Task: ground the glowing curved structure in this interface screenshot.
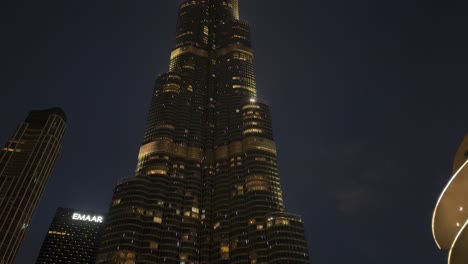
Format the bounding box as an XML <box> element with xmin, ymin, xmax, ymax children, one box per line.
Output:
<box><xmin>433</xmin><ymin>135</ymin><xmax>468</xmax><ymax>264</ymax></box>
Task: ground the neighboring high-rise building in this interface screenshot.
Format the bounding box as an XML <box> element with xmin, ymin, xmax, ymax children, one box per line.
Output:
<box><xmin>36</xmin><ymin>207</ymin><xmax>105</xmax><ymax>264</ymax></box>
<box><xmin>0</xmin><ymin>108</ymin><xmax>67</xmax><ymax>264</ymax></box>
<box><xmin>433</xmin><ymin>135</ymin><xmax>468</xmax><ymax>264</ymax></box>
<box><xmin>97</xmin><ymin>1</ymin><xmax>310</xmax><ymax>263</ymax></box>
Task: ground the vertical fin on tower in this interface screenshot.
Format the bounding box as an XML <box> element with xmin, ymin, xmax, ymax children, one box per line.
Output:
<box><xmin>232</xmin><ymin>0</ymin><xmax>240</xmax><ymax>20</ymax></box>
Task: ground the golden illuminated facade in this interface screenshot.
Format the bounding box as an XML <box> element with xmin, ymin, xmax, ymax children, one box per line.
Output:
<box><xmin>433</xmin><ymin>135</ymin><xmax>468</xmax><ymax>264</ymax></box>
<box><xmin>0</xmin><ymin>108</ymin><xmax>67</xmax><ymax>264</ymax></box>
<box><xmin>97</xmin><ymin>1</ymin><xmax>309</xmax><ymax>263</ymax></box>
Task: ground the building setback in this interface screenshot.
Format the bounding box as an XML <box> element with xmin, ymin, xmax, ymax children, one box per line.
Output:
<box><xmin>97</xmin><ymin>1</ymin><xmax>310</xmax><ymax>263</ymax></box>
<box><xmin>0</xmin><ymin>108</ymin><xmax>66</xmax><ymax>264</ymax></box>
<box><xmin>36</xmin><ymin>207</ymin><xmax>105</xmax><ymax>264</ymax></box>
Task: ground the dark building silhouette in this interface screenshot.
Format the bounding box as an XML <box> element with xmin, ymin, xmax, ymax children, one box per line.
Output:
<box><xmin>97</xmin><ymin>1</ymin><xmax>310</xmax><ymax>263</ymax></box>
<box><xmin>36</xmin><ymin>207</ymin><xmax>105</xmax><ymax>264</ymax></box>
<box><xmin>0</xmin><ymin>108</ymin><xmax>67</xmax><ymax>264</ymax></box>
<box><xmin>433</xmin><ymin>135</ymin><xmax>468</xmax><ymax>264</ymax></box>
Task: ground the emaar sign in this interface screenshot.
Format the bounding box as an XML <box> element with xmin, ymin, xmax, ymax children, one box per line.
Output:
<box><xmin>72</xmin><ymin>213</ymin><xmax>104</xmax><ymax>223</ymax></box>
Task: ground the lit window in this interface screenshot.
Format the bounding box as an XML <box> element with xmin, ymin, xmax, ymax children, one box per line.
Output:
<box><xmin>150</xmin><ymin>241</ymin><xmax>159</xmax><ymax>249</ymax></box>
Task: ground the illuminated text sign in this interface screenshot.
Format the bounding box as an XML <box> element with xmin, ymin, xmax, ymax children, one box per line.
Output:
<box><xmin>72</xmin><ymin>213</ymin><xmax>103</xmax><ymax>223</ymax></box>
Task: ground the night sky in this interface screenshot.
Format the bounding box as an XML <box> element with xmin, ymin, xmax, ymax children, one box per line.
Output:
<box><xmin>1</xmin><ymin>0</ymin><xmax>467</xmax><ymax>263</ymax></box>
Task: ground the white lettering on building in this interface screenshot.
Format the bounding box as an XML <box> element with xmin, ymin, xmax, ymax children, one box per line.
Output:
<box><xmin>72</xmin><ymin>213</ymin><xmax>104</xmax><ymax>223</ymax></box>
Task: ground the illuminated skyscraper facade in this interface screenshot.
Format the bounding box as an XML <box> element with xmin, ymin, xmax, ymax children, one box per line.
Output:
<box><xmin>433</xmin><ymin>135</ymin><xmax>468</xmax><ymax>264</ymax></box>
<box><xmin>0</xmin><ymin>108</ymin><xmax>67</xmax><ymax>264</ymax></box>
<box><xmin>97</xmin><ymin>1</ymin><xmax>309</xmax><ymax>263</ymax></box>
<box><xmin>36</xmin><ymin>207</ymin><xmax>105</xmax><ymax>264</ymax></box>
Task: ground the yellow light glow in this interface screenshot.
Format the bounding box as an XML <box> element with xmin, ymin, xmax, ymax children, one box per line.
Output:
<box><xmin>448</xmin><ymin>219</ymin><xmax>468</xmax><ymax>264</ymax></box>
<box><xmin>432</xmin><ymin>159</ymin><xmax>468</xmax><ymax>249</ymax></box>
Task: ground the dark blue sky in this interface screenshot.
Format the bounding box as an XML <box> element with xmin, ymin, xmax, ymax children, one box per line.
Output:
<box><xmin>1</xmin><ymin>0</ymin><xmax>467</xmax><ymax>263</ymax></box>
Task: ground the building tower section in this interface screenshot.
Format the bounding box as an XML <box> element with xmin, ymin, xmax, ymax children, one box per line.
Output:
<box><xmin>0</xmin><ymin>108</ymin><xmax>67</xmax><ymax>263</ymax></box>
<box><xmin>36</xmin><ymin>207</ymin><xmax>105</xmax><ymax>263</ymax></box>
<box><xmin>433</xmin><ymin>135</ymin><xmax>468</xmax><ymax>264</ymax></box>
<box><xmin>97</xmin><ymin>1</ymin><xmax>309</xmax><ymax>263</ymax></box>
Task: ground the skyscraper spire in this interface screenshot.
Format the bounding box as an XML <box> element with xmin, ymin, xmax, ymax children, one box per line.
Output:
<box><xmin>97</xmin><ymin>1</ymin><xmax>309</xmax><ymax>263</ymax></box>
